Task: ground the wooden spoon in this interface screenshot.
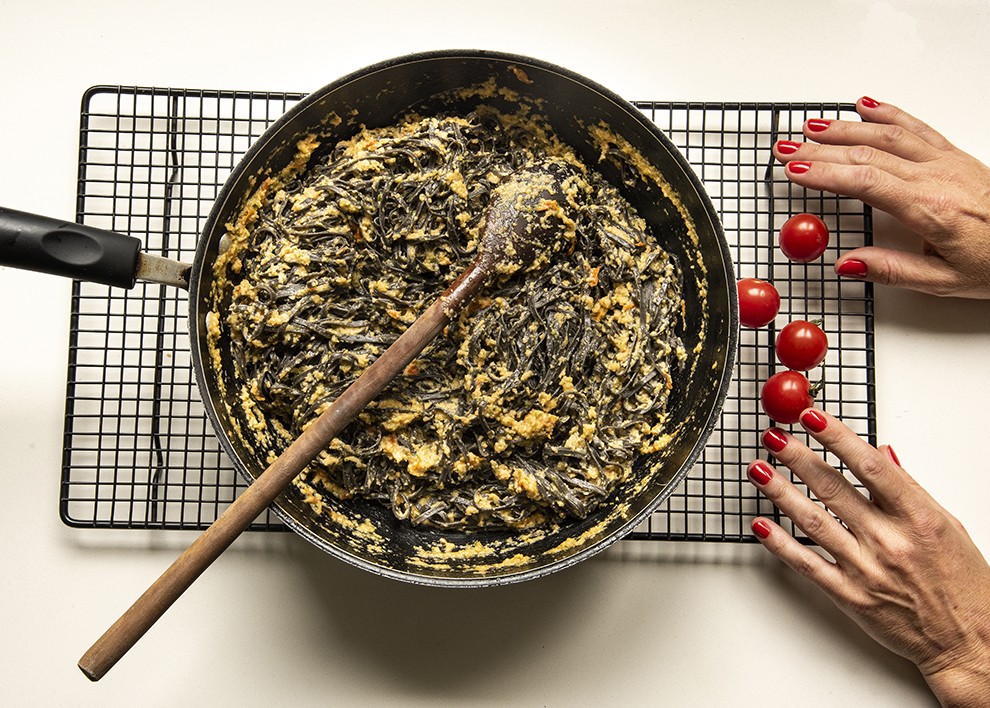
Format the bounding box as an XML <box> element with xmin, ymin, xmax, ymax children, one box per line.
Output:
<box><xmin>78</xmin><ymin>158</ymin><xmax>575</xmax><ymax>681</ymax></box>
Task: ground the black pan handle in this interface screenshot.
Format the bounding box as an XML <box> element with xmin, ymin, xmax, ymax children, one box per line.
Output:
<box><xmin>0</xmin><ymin>207</ymin><xmax>141</xmax><ymax>288</ymax></box>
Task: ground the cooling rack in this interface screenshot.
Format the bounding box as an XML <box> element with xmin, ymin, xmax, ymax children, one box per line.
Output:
<box><xmin>59</xmin><ymin>86</ymin><xmax>875</xmax><ymax>541</ymax></box>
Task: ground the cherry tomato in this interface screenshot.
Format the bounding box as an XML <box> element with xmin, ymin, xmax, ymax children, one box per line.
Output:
<box><xmin>760</xmin><ymin>370</ymin><xmax>814</xmax><ymax>424</ymax></box>
<box><xmin>737</xmin><ymin>278</ymin><xmax>780</xmax><ymax>328</ymax></box>
<box><xmin>775</xmin><ymin>320</ymin><xmax>829</xmax><ymax>371</ymax></box>
<box><xmin>779</xmin><ymin>213</ymin><xmax>829</xmax><ymax>262</ymax></box>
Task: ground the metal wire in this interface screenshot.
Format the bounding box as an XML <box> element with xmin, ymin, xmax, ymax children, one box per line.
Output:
<box><xmin>59</xmin><ymin>87</ymin><xmax>875</xmax><ymax>542</ymax></box>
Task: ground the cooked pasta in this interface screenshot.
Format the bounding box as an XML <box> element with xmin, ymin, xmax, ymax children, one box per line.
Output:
<box><xmin>215</xmin><ymin>105</ymin><xmax>686</xmax><ymax>531</ymax></box>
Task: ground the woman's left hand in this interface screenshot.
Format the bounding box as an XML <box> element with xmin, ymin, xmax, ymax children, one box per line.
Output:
<box><xmin>747</xmin><ymin>409</ymin><xmax>990</xmax><ymax>705</ymax></box>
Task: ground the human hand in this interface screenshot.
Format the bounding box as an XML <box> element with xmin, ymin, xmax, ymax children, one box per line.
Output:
<box><xmin>772</xmin><ymin>97</ymin><xmax>990</xmax><ymax>299</ymax></box>
<box><xmin>747</xmin><ymin>410</ymin><xmax>990</xmax><ymax>706</ymax></box>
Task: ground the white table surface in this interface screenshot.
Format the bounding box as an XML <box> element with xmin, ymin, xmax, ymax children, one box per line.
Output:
<box><xmin>3</xmin><ymin>1</ymin><xmax>988</xmax><ymax>705</ymax></box>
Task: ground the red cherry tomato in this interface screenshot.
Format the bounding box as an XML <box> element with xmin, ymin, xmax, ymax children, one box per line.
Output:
<box><xmin>775</xmin><ymin>320</ymin><xmax>829</xmax><ymax>371</ymax></box>
<box><xmin>779</xmin><ymin>213</ymin><xmax>829</xmax><ymax>262</ymax></box>
<box><xmin>737</xmin><ymin>278</ymin><xmax>780</xmax><ymax>328</ymax></box>
<box><xmin>760</xmin><ymin>370</ymin><xmax>814</xmax><ymax>424</ymax></box>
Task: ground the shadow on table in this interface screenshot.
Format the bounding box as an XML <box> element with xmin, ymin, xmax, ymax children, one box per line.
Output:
<box><xmin>282</xmin><ymin>535</ymin><xmax>929</xmax><ymax>701</ymax></box>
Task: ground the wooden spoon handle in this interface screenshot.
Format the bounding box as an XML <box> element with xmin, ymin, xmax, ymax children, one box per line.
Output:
<box><xmin>78</xmin><ymin>260</ymin><xmax>487</xmax><ymax>681</ymax></box>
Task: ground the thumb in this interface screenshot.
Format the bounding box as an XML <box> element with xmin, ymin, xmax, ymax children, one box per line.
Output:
<box><xmin>835</xmin><ymin>247</ymin><xmax>964</xmax><ymax>297</ymax></box>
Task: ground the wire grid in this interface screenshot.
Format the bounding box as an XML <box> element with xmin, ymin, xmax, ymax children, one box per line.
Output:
<box><xmin>624</xmin><ymin>102</ymin><xmax>874</xmax><ymax>541</ymax></box>
<box><xmin>59</xmin><ymin>87</ymin><xmax>875</xmax><ymax>542</ymax></box>
<box><xmin>61</xmin><ymin>87</ymin><xmax>300</xmax><ymax>530</ymax></box>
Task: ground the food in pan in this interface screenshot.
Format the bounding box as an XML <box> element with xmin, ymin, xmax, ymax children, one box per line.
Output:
<box><xmin>210</xmin><ymin>97</ymin><xmax>689</xmax><ymax>532</ymax></box>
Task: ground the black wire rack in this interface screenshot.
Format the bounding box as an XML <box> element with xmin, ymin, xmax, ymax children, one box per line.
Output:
<box><xmin>59</xmin><ymin>86</ymin><xmax>875</xmax><ymax>541</ymax></box>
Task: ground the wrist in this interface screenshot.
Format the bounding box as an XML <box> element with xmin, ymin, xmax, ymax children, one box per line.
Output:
<box><xmin>924</xmin><ymin>649</ymin><xmax>990</xmax><ymax>708</ymax></box>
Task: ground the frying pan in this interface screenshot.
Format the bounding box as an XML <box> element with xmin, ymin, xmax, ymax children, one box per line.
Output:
<box><xmin>0</xmin><ymin>50</ymin><xmax>737</xmax><ymax>586</ymax></box>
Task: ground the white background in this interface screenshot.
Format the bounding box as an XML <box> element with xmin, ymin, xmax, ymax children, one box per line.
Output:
<box><xmin>2</xmin><ymin>1</ymin><xmax>988</xmax><ymax>705</ymax></box>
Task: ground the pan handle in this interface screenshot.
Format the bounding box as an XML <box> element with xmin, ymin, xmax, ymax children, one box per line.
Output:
<box><xmin>0</xmin><ymin>206</ymin><xmax>141</xmax><ymax>288</ymax></box>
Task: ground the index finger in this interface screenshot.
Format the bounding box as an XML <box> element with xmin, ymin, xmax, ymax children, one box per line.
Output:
<box><xmin>798</xmin><ymin>407</ymin><xmax>918</xmax><ymax>513</ymax></box>
<box><xmin>782</xmin><ymin>159</ymin><xmax>932</xmax><ymax>233</ymax></box>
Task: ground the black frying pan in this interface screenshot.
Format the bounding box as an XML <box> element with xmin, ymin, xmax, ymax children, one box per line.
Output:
<box><xmin>0</xmin><ymin>50</ymin><xmax>737</xmax><ymax>587</ymax></box>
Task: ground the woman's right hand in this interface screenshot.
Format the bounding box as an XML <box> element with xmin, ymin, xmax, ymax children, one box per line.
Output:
<box><xmin>773</xmin><ymin>97</ymin><xmax>990</xmax><ymax>299</ymax></box>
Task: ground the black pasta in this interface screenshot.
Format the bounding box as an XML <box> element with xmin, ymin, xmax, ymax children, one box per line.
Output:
<box><xmin>220</xmin><ymin>108</ymin><xmax>686</xmax><ymax>532</ymax></box>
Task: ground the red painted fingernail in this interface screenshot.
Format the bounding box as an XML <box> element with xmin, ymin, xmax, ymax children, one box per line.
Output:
<box><xmin>800</xmin><ymin>409</ymin><xmax>828</xmax><ymax>433</ymax></box>
<box><xmin>807</xmin><ymin>118</ymin><xmax>831</xmax><ymax>133</ymax></box>
<box><xmin>836</xmin><ymin>259</ymin><xmax>868</xmax><ymax>278</ymax></box>
<box><xmin>860</xmin><ymin>96</ymin><xmax>880</xmax><ymax>109</ymax></box>
<box><xmin>762</xmin><ymin>428</ymin><xmax>788</xmax><ymax>454</ymax></box>
<box><xmin>753</xmin><ymin>519</ymin><xmax>772</xmax><ymax>539</ymax></box>
<box><xmin>748</xmin><ymin>460</ymin><xmax>774</xmax><ymax>486</ymax></box>
<box><xmin>775</xmin><ymin>140</ymin><xmax>801</xmax><ymax>155</ymax></box>
<box><xmin>787</xmin><ymin>161</ymin><xmax>811</xmax><ymax>175</ymax></box>
<box><xmin>886</xmin><ymin>445</ymin><xmax>902</xmax><ymax>467</ymax></box>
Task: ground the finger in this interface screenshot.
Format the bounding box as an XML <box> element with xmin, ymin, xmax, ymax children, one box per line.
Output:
<box><xmin>880</xmin><ymin>444</ymin><xmax>899</xmax><ymax>466</ymax></box>
<box><xmin>879</xmin><ymin>444</ymin><xmax>922</xmax><ymax>489</ymax></box>
<box><xmin>747</xmin><ymin>459</ymin><xmax>859</xmax><ymax>560</ymax></box>
<box><xmin>782</xmin><ymin>160</ymin><xmax>932</xmax><ymax>230</ymax></box>
<box><xmin>760</xmin><ymin>427</ymin><xmax>874</xmax><ymax>523</ymax></box>
<box><xmin>773</xmin><ymin>139</ymin><xmax>922</xmax><ymax>181</ymax></box>
<box><xmin>797</xmin><ymin>408</ymin><xmax>918</xmax><ymax>513</ymax></box>
<box><xmin>855</xmin><ymin>97</ymin><xmax>953</xmax><ymax>152</ymax></box>
<box><xmin>801</xmin><ymin>118</ymin><xmax>939</xmax><ymax>163</ymax></box>
<box><xmin>750</xmin><ymin>516</ymin><xmax>846</xmax><ymax>594</ymax></box>
<box><xmin>880</xmin><ymin>444</ymin><xmax>960</xmax><ymax>519</ymax></box>
<box><xmin>835</xmin><ymin>247</ymin><xmax>968</xmax><ymax>297</ymax></box>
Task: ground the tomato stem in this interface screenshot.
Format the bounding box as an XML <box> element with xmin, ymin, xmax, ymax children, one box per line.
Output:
<box><xmin>809</xmin><ymin>378</ymin><xmax>825</xmax><ymax>398</ymax></box>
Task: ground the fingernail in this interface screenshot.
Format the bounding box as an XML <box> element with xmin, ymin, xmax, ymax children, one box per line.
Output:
<box><xmin>860</xmin><ymin>96</ymin><xmax>881</xmax><ymax>109</ymax></box>
<box><xmin>775</xmin><ymin>140</ymin><xmax>801</xmax><ymax>155</ymax></box>
<box><xmin>753</xmin><ymin>519</ymin><xmax>772</xmax><ymax>539</ymax></box>
<box><xmin>800</xmin><ymin>409</ymin><xmax>828</xmax><ymax>433</ymax></box>
<box><xmin>886</xmin><ymin>445</ymin><xmax>902</xmax><ymax>467</ymax></box>
<box><xmin>762</xmin><ymin>428</ymin><xmax>788</xmax><ymax>454</ymax></box>
<box><xmin>748</xmin><ymin>460</ymin><xmax>774</xmax><ymax>486</ymax></box>
<box><xmin>787</xmin><ymin>161</ymin><xmax>811</xmax><ymax>175</ymax></box>
<box><xmin>807</xmin><ymin>118</ymin><xmax>831</xmax><ymax>133</ymax></box>
<box><xmin>836</xmin><ymin>259</ymin><xmax>868</xmax><ymax>278</ymax></box>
